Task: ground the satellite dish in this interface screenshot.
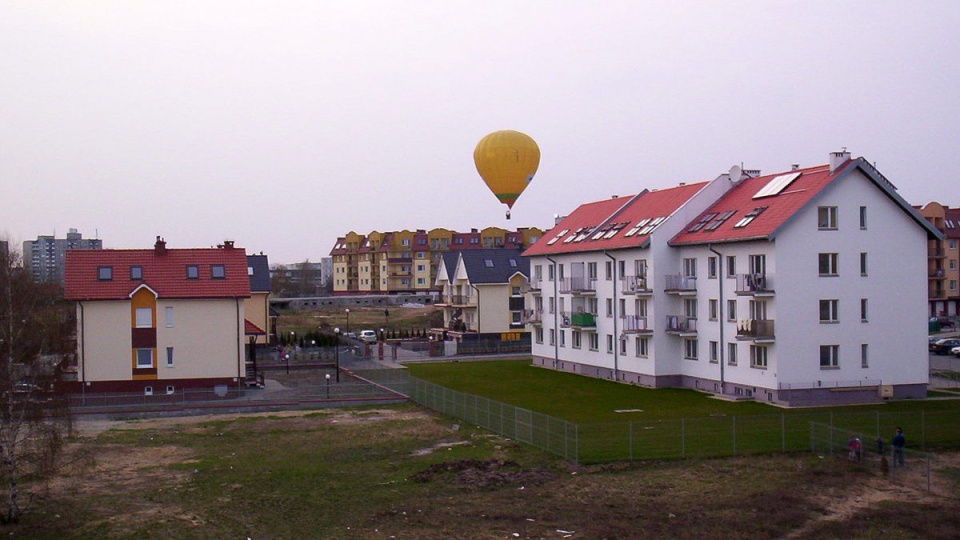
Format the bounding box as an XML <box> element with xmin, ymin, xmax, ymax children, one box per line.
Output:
<box><xmin>728</xmin><ymin>164</ymin><xmax>742</xmax><ymax>182</ymax></box>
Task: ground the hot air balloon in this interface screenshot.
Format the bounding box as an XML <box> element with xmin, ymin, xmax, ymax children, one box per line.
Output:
<box><xmin>473</xmin><ymin>130</ymin><xmax>540</xmax><ymax>219</ymax></box>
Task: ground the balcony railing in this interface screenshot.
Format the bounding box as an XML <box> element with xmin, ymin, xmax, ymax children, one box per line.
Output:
<box><xmin>620</xmin><ymin>275</ymin><xmax>651</xmax><ymax>295</ymax></box>
<box><xmin>560</xmin><ymin>311</ymin><xmax>597</xmax><ymax>328</ymax></box>
<box><xmin>735</xmin><ymin>319</ymin><xmax>776</xmax><ymax>341</ymax></box>
<box><xmin>664</xmin><ymin>274</ymin><xmax>697</xmax><ymax>293</ymax></box>
<box><xmin>438</xmin><ymin>295</ymin><xmax>473</xmax><ymax>305</ymax></box>
<box><xmin>621</xmin><ymin>315</ymin><xmax>652</xmax><ymax>334</ymax></box>
<box><xmin>928</xmin><ymin>248</ymin><xmax>945</xmax><ymax>258</ymax></box>
<box><xmin>929</xmin><ymin>269</ymin><xmax>946</xmax><ymax>279</ymax></box>
<box><xmin>735</xmin><ymin>273</ymin><xmax>775</xmax><ymax>296</ymax></box>
<box><xmin>527</xmin><ymin>277</ymin><xmax>543</xmax><ymax>290</ymax></box>
<box><xmin>559</xmin><ymin>277</ymin><xmax>597</xmax><ymax>294</ymax></box>
<box><xmin>665</xmin><ymin>315</ymin><xmax>697</xmax><ymax>334</ymax></box>
<box><xmin>521</xmin><ymin>309</ymin><xmax>543</xmax><ymax>324</ymax></box>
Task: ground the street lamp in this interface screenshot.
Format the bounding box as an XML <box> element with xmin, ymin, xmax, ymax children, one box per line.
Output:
<box><xmin>325</xmin><ymin>373</ymin><xmax>331</xmax><ymax>398</ymax></box>
<box><xmin>345</xmin><ymin>309</ymin><xmax>351</xmax><ymax>333</ymax></box>
<box><xmin>284</xmin><ymin>353</ymin><xmax>290</xmax><ymax>375</ymax></box>
<box><xmin>334</xmin><ymin>327</ymin><xmax>341</xmax><ymax>382</ymax></box>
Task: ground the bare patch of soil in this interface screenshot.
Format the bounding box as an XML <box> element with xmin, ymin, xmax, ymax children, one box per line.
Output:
<box><xmin>411</xmin><ymin>459</ymin><xmax>556</xmax><ymax>490</ymax></box>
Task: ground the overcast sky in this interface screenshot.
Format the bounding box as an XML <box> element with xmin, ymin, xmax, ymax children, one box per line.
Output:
<box><xmin>3</xmin><ymin>1</ymin><xmax>958</xmax><ymax>264</ymax></box>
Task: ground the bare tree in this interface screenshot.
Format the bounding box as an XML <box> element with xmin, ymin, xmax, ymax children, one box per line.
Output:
<box><xmin>0</xmin><ymin>247</ymin><xmax>72</xmax><ymax>523</ymax></box>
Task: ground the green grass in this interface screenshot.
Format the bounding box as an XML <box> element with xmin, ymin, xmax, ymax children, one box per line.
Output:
<box><xmin>405</xmin><ymin>360</ymin><xmax>960</xmax><ymax>461</ymax></box>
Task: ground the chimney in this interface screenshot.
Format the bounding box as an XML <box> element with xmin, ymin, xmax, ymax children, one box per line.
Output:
<box><xmin>829</xmin><ymin>148</ymin><xmax>851</xmax><ymax>173</ymax></box>
<box><xmin>222</xmin><ymin>240</ymin><xmax>235</xmax><ymax>249</ymax></box>
<box><xmin>791</xmin><ymin>164</ymin><xmax>800</xmax><ymax>171</ymax></box>
<box><xmin>154</xmin><ymin>236</ymin><xmax>167</xmax><ymax>255</ymax></box>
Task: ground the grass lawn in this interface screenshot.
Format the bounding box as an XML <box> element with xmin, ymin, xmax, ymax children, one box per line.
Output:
<box><xmin>405</xmin><ymin>359</ymin><xmax>960</xmax><ymax>459</ymax></box>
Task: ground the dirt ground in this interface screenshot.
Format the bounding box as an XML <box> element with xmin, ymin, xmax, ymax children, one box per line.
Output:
<box><xmin>43</xmin><ymin>411</ymin><xmax>960</xmax><ymax>538</ymax></box>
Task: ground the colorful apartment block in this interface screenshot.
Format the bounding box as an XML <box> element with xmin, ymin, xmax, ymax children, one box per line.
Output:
<box><xmin>916</xmin><ymin>202</ymin><xmax>960</xmax><ymax>317</ymax></box>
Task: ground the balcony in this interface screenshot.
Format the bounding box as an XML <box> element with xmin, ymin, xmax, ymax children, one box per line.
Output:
<box><xmin>735</xmin><ymin>319</ymin><xmax>776</xmax><ymax>342</ymax></box>
<box><xmin>930</xmin><ymin>288</ymin><xmax>947</xmax><ymax>300</ymax></box>
<box><xmin>526</xmin><ymin>277</ymin><xmax>543</xmax><ymax>293</ymax></box>
<box><xmin>560</xmin><ymin>310</ymin><xmax>597</xmax><ymax>328</ymax></box>
<box><xmin>929</xmin><ymin>269</ymin><xmax>946</xmax><ymax>279</ymax></box>
<box><xmin>735</xmin><ymin>273</ymin><xmax>775</xmax><ymax>296</ymax></box>
<box><xmin>621</xmin><ymin>275</ymin><xmax>652</xmax><ymax>295</ymax></box>
<box><xmin>665</xmin><ymin>315</ymin><xmax>697</xmax><ymax>336</ymax></box>
<box><xmin>621</xmin><ymin>315</ymin><xmax>653</xmax><ymax>334</ymax></box>
<box><xmin>664</xmin><ymin>274</ymin><xmax>697</xmax><ymax>295</ymax></box>
<box><xmin>559</xmin><ymin>277</ymin><xmax>597</xmax><ymax>295</ymax></box>
<box><xmin>928</xmin><ymin>248</ymin><xmax>945</xmax><ymax>258</ymax></box>
<box><xmin>522</xmin><ymin>309</ymin><xmax>543</xmax><ymax>325</ymax></box>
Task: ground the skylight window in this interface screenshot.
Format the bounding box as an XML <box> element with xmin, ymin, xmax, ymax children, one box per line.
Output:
<box><xmin>753</xmin><ymin>172</ymin><xmax>801</xmax><ymax>199</ymax></box>
<box><xmin>546</xmin><ymin>229</ymin><xmax>569</xmax><ymax>245</ymax></box>
<box><xmin>484</xmin><ymin>259</ymin><xmax>494</xmax><ymax>268</ymax></box>
<box><xmin>704</xmin><ymin>210</ymin><xmax>736</xmax><ymax>231</ymax></box>
<box><xmin>733</xmin><ymin>207</ymin><xmax>768</xmax><ymax>228</ymax></box>
<box><xmin>509</xmin><ymin>259</ymin><xmax>517</xmax><ymax>267</ymax></box>
<box><xmin>687</xmin><ymin>213</ymin><xmax>719</xmax><ymax>233</ymax></box>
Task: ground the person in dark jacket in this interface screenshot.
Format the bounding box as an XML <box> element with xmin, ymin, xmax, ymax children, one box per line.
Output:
<box><xmin>891</xmin><ymin>427</ymin><xmax>905</xmax><ymax>467</ymax></box>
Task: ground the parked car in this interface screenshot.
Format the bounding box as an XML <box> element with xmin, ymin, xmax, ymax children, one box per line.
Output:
<box><xmin>930</xmin><ymin>338</ymin><xmax>960</xmax><ymax>355</ymax></box>
<box><xmin>952</xmin><ymin>345</ymin><xmax>960</xmax><ymax>358</ymax></box>
<box><xmin>359</xmin><ymin>329</ymin><xmax>378</xmax><ymax>343</ymax></box>
<box><xmin>931</xmin><ymin>316</ymin><xmax>957</xmax><ymax>329</ymax></box>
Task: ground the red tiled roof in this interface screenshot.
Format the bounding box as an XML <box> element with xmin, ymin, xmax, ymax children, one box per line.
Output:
<box><xmin>669</xmin><ymin>162</ymin><xmax>852</xmax><ymax>245</ymax></box>
<box><xmin>244</xmin><ymin>319</ymin><xmax>266</xmax><ymax>335</ymax></box>
<box><xmin>64</xmin><ymin>247</ymin><xmax>251</xmax><ymax>301</ymax></box>
<box><xmin>523</xmin><ymin>182</ymin><xmax>708</xmax><ymax>256</ymax></box>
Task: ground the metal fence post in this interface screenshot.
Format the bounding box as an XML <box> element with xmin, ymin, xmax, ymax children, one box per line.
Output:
<box><xmin>732</xmin><ymin>416</ymin><xmax>737</xmax><ymax>456</ymax></box>
<box><xmin>781</xmin><ymin>414</ymin><xmax>786</xmax><ymax>452</ymax></box>
<box><xmin>629</xmin><ymin>421</ymin><xmax>633</xmax><ymax>461</ymax></box>
<box><xmin>921</xmin><ymin>410</ymin><xmax>926</xmax><ymax>450</ymax></box>
<box><xmin>681</xmin><ymin>418</ymin><xmax>686</xmax><ymax>458</ymax></box>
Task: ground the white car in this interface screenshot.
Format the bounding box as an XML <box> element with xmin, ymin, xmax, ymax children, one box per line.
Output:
<box><xmin>952</xmin><ymin>345</ymin><xmax>960</xmax><ymax>358</ymax></box>
<box><xmin>359</xmin><ymin>330</ymin><xmax>378</xmax><ymax>343</ymax></box>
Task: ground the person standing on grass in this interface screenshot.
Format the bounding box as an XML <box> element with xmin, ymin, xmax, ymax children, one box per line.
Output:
<box><xmin>891</xmin><ymin>427</ymin><xmax>905</xmax><ymax>467</ymax></box>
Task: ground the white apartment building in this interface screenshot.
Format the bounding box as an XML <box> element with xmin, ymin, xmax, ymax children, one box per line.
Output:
<box><xmin>524</xmin><ymin>151</ymin><xmax>940</xmax><ymax>406</ymax></box>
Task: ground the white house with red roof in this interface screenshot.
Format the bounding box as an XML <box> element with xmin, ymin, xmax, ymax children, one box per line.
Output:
<box><xmin>524</xmin><ymin>151</ymin><xmax>940</xmax><ymax>406</ymax></box>
<box><xmin>64</xmin><ymin>238</ymin><xmax>252</xmax><ymax>395</ymax></box>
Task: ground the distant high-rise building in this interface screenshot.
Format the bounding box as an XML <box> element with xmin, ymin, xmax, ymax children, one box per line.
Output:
<box><xmin>23</xmin><ymin>229</ymin><xmax>103</xmax><ymax>284</ymax></box>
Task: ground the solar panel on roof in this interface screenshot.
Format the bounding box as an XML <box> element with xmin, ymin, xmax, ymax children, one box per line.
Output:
<box><xmin>753</xmin><ymin>172</ymin><xmax>801</xmax><ymax>199</ymax></box>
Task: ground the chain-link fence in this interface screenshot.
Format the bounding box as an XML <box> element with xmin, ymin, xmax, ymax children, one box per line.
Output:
<box><xmin>809</xmin><ymin>421</ymin><xmax>945</xmax><ymax>494</ymax></box>
<box><xmin>357</xmin><ymin>368</ymin><xmax>960</xmax><ymax>464</ymax></box>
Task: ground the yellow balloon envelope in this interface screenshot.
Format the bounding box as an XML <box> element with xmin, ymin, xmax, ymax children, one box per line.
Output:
<box><xmin>473</xmin><ymin>130</ymin><xmax>540</xmax><ymax>215</ymax></box>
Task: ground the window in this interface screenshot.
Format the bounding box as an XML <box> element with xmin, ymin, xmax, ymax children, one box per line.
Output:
<box><xmin>534</xmin><ymin>265</ymin><xmax>542</xmax><ymax>280</ymax></box>
<box><xmin>708</xmin><ymin>257</ymin><xmax>718</xmax><ymax>279</ymax></box>
<box><xmin>951</xmin><ymin>239</ymin><xmax>958</xmax><ymax>250</ymax></box>
<box><xmin>166</xmin><ymin>385</ymin><xmax>175</xmax><ymax>395</ymax></box>
<box><xmin>136</xmin><ymin>348</ymin><xmax>153</xmax><ymax>368</ymax></box>
<box><xmin>130</xmin><ymin>266</ymin><xmax>143</xmax><ymax>280</ymax></box>
<box><xmin>535</xmin><ymin>328</ymin><xmax>543</xmax><ymax>344</ymax></box>
<box><xmin>484</xmin><ymin>259</ymin><xmax>494</xmax><ymax>268</ymax></box>
<box><xmin>750</xmin><ymin>345</ymin><xmax>768</xmax><ymax>368</ymax></box>
<box><xmin>818</xmin><ymin>253</ymin><xmax>838</xmax><ymax>276</ymax></box>
<box><xmin>748</xmin><ymin>254</ymin><xmax>766</xmax><ymax>275</ymax></box>
<box><xmin>726</xmin><ymin>255</ymin><xmax>736</xmax><ymax>278</ymax></box>
<box><xmin>165</xmin><ymin>307</ymin><xmax>174</xmax><ymax>328</ymax></box>
<box><xmin>186</xmin><ymin>265</ymin><xmax>199</xmax><ymax>279</ymax></box>
<box><xmin>951</xmin><ymin>280</ymin><xmax>958</xmax><ymax>291</ymax></box>
<box><xmin>636</xmin><ymin>337</ymin><xmax>649</xmax><ymax>357</ymax></box>
<box><xmin>860</xmin><ymin>298</ymin><xmax>868</xmax><ymax>322</ymax></box>
<box><xmin>619</xmin><ymin>336</ymin><xmax>627</xmax><ymax>355</ymax></box>
<box><xmin>97</xmin><ymin>266</ymin><xmax>113</xmax><ymax>281</ymax></box>
<box><xmin>606</xmin><ymin>334</ymin><xmax>614</xmax><ymax>353</ymax></box>
<box><xmin>709</xmin><ymin>341</ymin><xmax>719</xmax><ymax>363</ymax></box>
<box><xmin>417</xmin><ymin>265</ymin><xmax>425</xmax><ymax>272</ymax></box>
<box><xmin>820</xmin><ymin>345</ymin><xmax>839</xmax><ymax>368</ymax></box>
<box><xmin>559</xmin><ymin>330</ymin><xmax>566</xmax><ymax>347</ymax></box>
<box><xmin>684</xmin><ymin>339</ymin><xmax>698</xmax><ymax>360</ymax></box>
<box><xmin>144</xmin><ymin>386</ymin><xmax>153</xmax><ymax>396</ymax></box>
<box><xmin>606</xmin><ymin>298</ymin><xmax>614</xmax><ymax>318</ymax></box>
<box><xmin>417</xmin><ymin>278</ymin><xmax>425</xmax><ymax>285</ymax></box>
<box><xmin>135</xmin><ymin>307</ymin><xmax>153</xmax><ymax>328</ymax></box>
<box><xmin>861</xmin><ymin>344</ymin><xmax>869</xmax><ymax>368</ymax></box>
<box><xmin>587</xmin><ymin>262</ymin><xmax>597</xmax><ymax>279</ymax></box>
<box><xmin>211</xmin><ymin>265</ymin><xmax>226</xmax><ymax>279</ymax></box>
<box><xmin>166</xmin><ymin>347</ymin><xmax>174</xmax><ymax>367</ymax></box>
<box><xmin>549</xmin><ymin>329</ymin><xmax>556</xmax><ymax>346</ymax></box>
<box><xmin>512</xmin><ymin>286</ymin><xmax>521</xmax><ymax>296</ymax></box>
<box><xmin>684</xmin><ymin>298</ymin><xmax>697</xmax><ymax>318</ymax></box>
<box><xmin>548</xmin><ymin>297</ymin><xmax>555</xmax><ymax>314</ymax></box>
<box><xmin>248</xmin><ymin>266</ymin><xmax>254</xmax><ymax>276</ymax></box>
<box><xmin>635</xmin><ymin>298</ymin><xmax>648</xmax><ymax>317</ymax></box>
<box><xmin>727</xmin><ymin>342</ymin><xmax>738</xmax><ymax>365</ymax></box>
<box><xmin>572</xmin><ymin>331</ymin><xmax>582</xmax><ymax>349</ymax></box>
<box><xmin>860</xmin><ymin>253</ymin><xmax>867</xmax><ymax>276</ymax></box>
<box><xmin>511</xmin><ymin>311</ymin><xmax>521</xmax><ymax>324</ymax></box>
<box><xmin>819</xmin><ymin>300</ymin><xmax>839</xmax><ymax>323</ymax></box>
<box><xmin>727</xmin><ymin>299</ymin><xmax>737</xmax><ymax>321</ymax></box>
<box><xmin>709</xmin><ymin>299</ymin><xmax>719</xmax><ymax>321</ymax></box>
<box><xmin>683</xmin><ymin>258</ymin><xmax>697</xmax><ymax>278</ymax></box>
<box><xmin>548</xmin><ymin>265</ymin><xmax>555</xmax><ymax>281</ymax></box>
<box><xmin>859</xmin><ymin>206</ymin><xmax>867</xmax><ymax>229</ymax></box>
<box><xmin>818</xmin><ymin>206</ymin><xmax>838</xmax><ymax>230</ymax></box>
<box><xmin>604</xmin><ymin>261</ymin><xmax>612</xmax><ymax>280</ymax></box>
<box><xmin>589</xmin><ymin>333</ymin><xmax>599</xmax><ymax>351</ymax></box>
